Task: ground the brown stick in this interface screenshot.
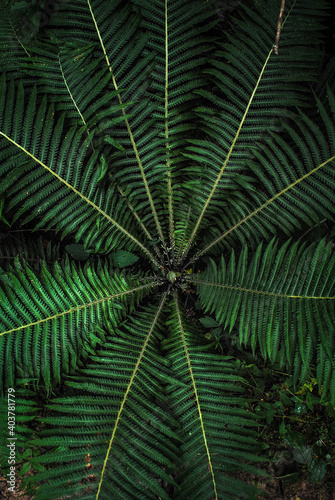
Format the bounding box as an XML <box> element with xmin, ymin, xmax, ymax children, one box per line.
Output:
<box><xmin>274</xmin><ymin>0</ymin><xmax>286</xmax><ymax>55</ymax></box>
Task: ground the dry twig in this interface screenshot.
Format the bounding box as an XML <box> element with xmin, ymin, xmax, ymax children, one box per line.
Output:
<box><xmin>274</xmin><ymin>0</ymin><xmax>285</xmax><ymax>54</ymax></box>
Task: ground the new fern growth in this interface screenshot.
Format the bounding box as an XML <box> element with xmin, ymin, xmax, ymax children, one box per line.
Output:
<box><xmin>0</xmin><ymin>0</ymin><xmax>334</xmax><ymax>498</ymax></box>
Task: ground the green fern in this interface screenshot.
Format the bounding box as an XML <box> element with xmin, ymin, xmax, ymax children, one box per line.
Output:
<box><xmin>0</xmin><ymin>0</ymin><xmax>334</xmax><ymax>498</ymax></box>
<box><xmin>196</xmin><ymin>238</ymin><xmax>335</xmax><ymax>399</ymax></box>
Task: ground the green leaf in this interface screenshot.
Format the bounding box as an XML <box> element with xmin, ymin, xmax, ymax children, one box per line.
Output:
<box><xmin>325</xmin><ymin>403</ymin><xmax>335</xmax><ymax>419</ymax></box>
<box><xmin>65</xmin><ymin>244</ymin><xmax>91</xmax><ymax>261</ymax></box>
<box><xmin>96</xmin><ymin>154</ymin><xmax>108</xmax><ymax>182</ymax></box>
<box><xmin>279</xmin><ymin>392</ymin><xmax>293</xmax><ymax>406</ymax></box>
<box><xmin>19</xmin><ymin>462</ymin><xmax>31</xmax><ymax>476</ymax></box>
<box><xmin>211</xmin><ymin>327</ymin><xmax>223</xmax><ymax>338</ymax></box>
<box><xmin>197</xmin><ymin>239</ymin><xmax>335</xmax><ymax>393</ymax></box>
<box><xmin>104</xmin><ymin>135</ymin><xmax>125</xmax><ymax>152</ymax></box>
<box><xmin>110</xmin><ymin>250</ymin><xmax>139</xmax><ymax>268</ymax></box>
<box><xmin>292</xmin><ymin>446</ymin><xmax>312</xmax><ymax>464</ymax></box>
<box><xmin>308</xmin><ymin>457</ymin><xmax>327</xmax><ymax>483</ymax></box>
<box><xmin>283</xmin><ymin>428</ymin><xmax>306</xmax><ymax>449</ymax></box>
<box><xmin>294</xmin><ymin>402</ymin><xmax>307</xmax><ymax>414</ymax></box>
<box><xmin>199</xmin><ymin>316</ymin><xmax>219</xmax><ymax>328</ymax></box>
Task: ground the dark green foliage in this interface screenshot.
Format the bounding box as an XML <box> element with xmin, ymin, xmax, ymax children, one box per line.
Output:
<box><xmin>0</xmin><ymin>0</ymin><xmax>334</xmax><ymax>498</ymax></box>
<box><xmin>197</xmin><ymin>239</ymin><xmax>335</xmax><ymax>400</ymax></box>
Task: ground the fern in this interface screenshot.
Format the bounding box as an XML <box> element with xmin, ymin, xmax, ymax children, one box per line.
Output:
<box><xmin>196</xmin><ymin>238</ymin><xmax>335</xmax><ymax>399</ymax></box>
<box><xmin>0</xmin><ymin>0</ymin><xmax>334</xmax><ymax>498</ymax></box>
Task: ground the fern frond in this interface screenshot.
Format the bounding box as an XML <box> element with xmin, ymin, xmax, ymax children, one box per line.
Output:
<box><xmin>85</xmin><ymin>0</ymin><xmax>168</xmax><ymax>248</ymax></box>
<box><xmin>25</xmin><ymin>300</ymin><xmax>182</xmax><ymax>500</ymax></box>
<box><xmin>0</xmin><ymin>232</ymin><xmax>60</xmax><ymax>269</ymax></box>
<box><xmin>196</xmin><ymin>239</ymin><xmax>335</xmax><ymax>396</ymax></box>
<box><xmin>19</xmin><ymin>40</ymin><xmax>161</xmax><ymax>248</ymax></box>
<box><xmin>162</xmin><ymin>294</ymin><xmax>265</xmax><ymax>499</ymax></box>
<box><xmin>0</xmin><ymin>259</ymin><xmax>155</xmax><ymax>390</ymax></box>
<box><xmin>130</xmin><ymin>0</ymin><xmax>219</xmax><ymax>250</ymax></box>
<box><xmin>0</xmin><ymin>76</ymin><xmax>160</xmax><ymax>265</ymax></box>
<box><xmin>187</xmin><ymin>91</ymin><xmax>335</xmax><ymax>266</ymax></box>
<box><xmin>0</xmin><ymin>3</ymin><xmax>32</xmax><ymax>78</ymax></box>
<box><xmin>21</xmin><ymin>42</ymin><xmax>125</xmax><ymax>130</ymax></box>
<box><xmin>180</xmin><ymin>0</ymin><xmax>329</xmax><ymax>261</ymax></box>
<box><xmin>44</xmin><ymin>0</ymin><xmax>222</xmax><ymax>253</ymax></box>
<box><xmin>317</xmin><ymin>344</ymin><xmax>335</xmax><ymax>404</ymax></box>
